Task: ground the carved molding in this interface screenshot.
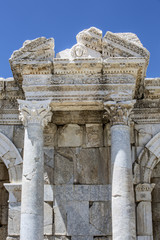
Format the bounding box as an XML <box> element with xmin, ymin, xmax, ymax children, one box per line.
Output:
<box><xmin>135</xmin><ymin>183</ymin><xmax>155</xmax><ymax>202</ymax></box>
<box><xmin>18</xmin><ymin>100</ymin><xmax>52</xmax><ymax>127</ymax></box>
<box><xmin>104</xmin><ymin>100</ymin><xmax>136</xmax><ymax>125</ymax></box>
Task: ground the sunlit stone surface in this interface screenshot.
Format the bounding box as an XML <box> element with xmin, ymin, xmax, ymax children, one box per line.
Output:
<box><xmin>0</xmin><ymin>27</ymin><xmax>159</xmax><ymax>240</ymax></box>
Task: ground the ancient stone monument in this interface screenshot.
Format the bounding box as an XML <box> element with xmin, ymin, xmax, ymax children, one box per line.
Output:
<box><xmin>0</xmin><ymin>27</ymin><xmax>160</xmax><ymax>240</ymax></box>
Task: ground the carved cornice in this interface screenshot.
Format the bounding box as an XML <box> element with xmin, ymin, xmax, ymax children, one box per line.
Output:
<box><xmin>18</xmin><ymin>100</ymin><xmax>52</xmax><ymax>127</ymax></box>
<box><xmin>104</xmin><ymin>100</ymin><xmax>135</xmax><ymax>125</ymax></box>
<box><xmin>9</xmin><ymin>29</ymin><xmax>148</xmax><ymax>103</ymax></box>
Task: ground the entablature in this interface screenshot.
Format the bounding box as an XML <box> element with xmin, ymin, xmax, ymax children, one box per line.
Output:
<box><xmin>9</xmin><ymin>27</ymin><xmax>149</xmax><ymax>104</ymax></box>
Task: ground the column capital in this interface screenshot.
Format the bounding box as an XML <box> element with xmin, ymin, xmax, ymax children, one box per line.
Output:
<box><xmin>18</xmin><ymin>100</ymin><xmax>52</xmax><ymax>127</ymax></box>
<box><xmin>135</xmin><ymin>183</ymin><xmax>155</xmax><ymax>202</ymax></box>
<box><xmin>104</xmin><ymin>100</ymin><xmax>136</xmax><ymax>126</ymax></box>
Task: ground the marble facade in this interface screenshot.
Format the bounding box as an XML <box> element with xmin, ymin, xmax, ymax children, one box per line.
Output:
<box><xmin>0</xmin><ymin>27</ymin><xmax>160</xmax><ymax>240</ymax></box>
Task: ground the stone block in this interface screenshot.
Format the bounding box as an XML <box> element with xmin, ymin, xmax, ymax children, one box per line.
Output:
<box><xmin>53</xmin><ymin>237</ymin><xmax>71</xmax><ymax>240</ymax></box>
<box><xmin>89</xmin><ymin>202</ymin><xmax>112</xmax><ymax>235</ymax></box>
<box><xmin>8</xmin><ymin>163</ymin><xmax>22</xmax><ymax>182</ymax></box>
<box><xmin>44</xmin><ymin>184</ymin><xmax>54</xmax><ymax>202</ymax></box>
<box><xmin>54</xmin><ymin>184</ymin><xmax>111</xmax><ymax>202</ymax></box>
<box><xmin>54</xmin><ymin>202</ymin><xmax>67</xmax><ymax>235</ymax></box>
<box><xmin>151</xmin><ymin>124</ymin><xmax>160</xmax><ymax>136</ymax></box>
<box><xmin>44</xmin><ymin>202</ymin><xmax>53</xmax><ymax>235</ymax></box>
<box><xmin>94</xmin><ymin>238</ymin><xmax>111</xmax><ymax>240</ymax></box>
<box><xmin>72</xmin><ymin>237</ymin><xmax>93</xmax><ymax>240</ymax></box>
<box><xmin>104</xmin><ymin>124</ymin><xmax>111</xmax><ymax>147</ymax></box>
<box><xmin>44</xmin><ymin>148</ymin><xmax>54</xmax><ymax>184</ymax></box>
<box><xmin>90</xmin><ymin>185</ymin><xmax>111</xmax><ymax>201</ymax></box>
<box><xmin>8</xmin><ymin>203</ymin><xmax>21</xmax><ymax>236</ymax></box>
<box><xmin>44</xmin><ymin>164</ymin><xmax>54</xmax><ymax>185</ymax></box>
<box><xmin>44</xmin><ymin>123</ymin><xmax>57</xmax><ymax>147</ymax></box>
<box><xmin>137</xmin><ymin>237</ymin><xmax>153</xmax><ymax>240</ymax></box>
<box><xmin>13</xmin><ymin>125</ymin><xmax>24</xmax><ymax>148</ymax></box>
<box><xmin>4</xmin><ymin>183</ymin><xmax>21</xmax><ymax>203</ymax></box>
<box><xmin>0</xmin><ymin>125</ymin><xmax>14</xmax><ymax>141</ymax></box>
<box><xmin>85</xmin><ymin>124</ymin><xmax>103</xmax><ymax>147</ymax></box>
<box><xmin>44</xmin><ymin>148</ymin><xmax>54</xmax><ymax>168</ymax></box>
<box><xmin>6</xmin><ymin>237</ymin><xmax>20</xmax><ymax>240</ymax></box>
<box><xmin>66</xmin><ymin>201</ymin><xmax>90</xmax><ymax>236</ymax></box>
<box><xmin>72</xmin><ymin>185</ymin><xmax>90</xmax><ymax>201</ymax></box>
<box><xmin>58</xmin><ymin>124</ymin><xmax>83</xmax><ymax>147</ymax></box>
<box><xmin>135</xmin><ymin>126</ymin><xmax>152</xmax><ymax>147</ymax></box>
<box><xmin>75</xmin><ymin>148</ymin><xmax>109</xmax><ymax>185</ymax></box>
<box><xmin>54</xmin><ymin>148</ymin><xmax>74</xmax><ymax>184</ymax></box>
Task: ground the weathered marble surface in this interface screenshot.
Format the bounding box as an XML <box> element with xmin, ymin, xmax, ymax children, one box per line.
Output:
<box><xmin>54</xmin><ymin>147</ymin><xmax>109</xmax><ymax>185</ymax></box>
<box><xmin>1</xmin><ymin>27</ymin><xmax>160</xmax><ymax>240</ymax></box>
<box><xmin>53</xmin><ymin>184</ymin><xmax>111</xmax><ymax>237</ymax></box>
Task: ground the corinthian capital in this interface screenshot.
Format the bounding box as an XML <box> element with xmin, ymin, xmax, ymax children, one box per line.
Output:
<box><xmin>18</xmin><ymin>100</ymin><xmax>52</xmax><ymax>127</ymax></box>
<box><xmin>104</xmin><ymin>100</ymin><xmax>135</xmax><ymax>126</ymax></box>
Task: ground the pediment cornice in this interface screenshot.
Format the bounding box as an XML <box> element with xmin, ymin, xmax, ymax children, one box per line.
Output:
<box><xmin>9</xmin><ymin>27</ymin><xmax>150</xmax><ymax>105</ymax></box>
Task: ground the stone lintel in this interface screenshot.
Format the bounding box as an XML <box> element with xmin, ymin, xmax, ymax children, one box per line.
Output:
<box><xmin>4</xmin><ymin>183</ymin><xmax>54</xmax><ymax>202</ymax></box>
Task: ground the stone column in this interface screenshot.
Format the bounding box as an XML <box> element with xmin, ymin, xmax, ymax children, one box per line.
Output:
<box><xmin>135</xmin><ymin>183</ymin><xmax>155</xmax><ymax>240</ymax></box>
<box><xmin>18</xmin><ymin>100</ymin><xmax>52</xmax><ymax>240</ymax></box>
<box><xmin>104</xmin><ymin>100</ymin><xmax>136</xmax><ymax>240</ymax></box>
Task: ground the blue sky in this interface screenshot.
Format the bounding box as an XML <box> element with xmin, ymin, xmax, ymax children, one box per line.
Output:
<box><xmin>0</xmin><ymin>0</ymin><xmax>160</xmax><ymax>78</ymax></box>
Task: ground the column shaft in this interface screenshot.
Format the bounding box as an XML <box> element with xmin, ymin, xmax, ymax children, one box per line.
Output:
<box><xmin>18</xmin><ymin>99</ymin><xmax>52</xmax><ymax>240</ymax></box>
<box><xmin>111</xmin><ymin>125</ymin><xmax>136</xmax><ymax>240</ymax></box>
<box><xmin>20</xmin><ymin>124</ymin><xmax>44</xmax><ymax>240</ymax></box>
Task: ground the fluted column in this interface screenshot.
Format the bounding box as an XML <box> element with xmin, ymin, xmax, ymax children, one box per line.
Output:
<box><xmin>104</xmin><ymin>100</ymin><xmax>136</xmax><ymax>240</ymax></box>
<box><xmin>18</xmin><ymin>100</ymin><xmax>52</xmax><ymax>240</ymax></box>
<box><xmin>135</xmin><ymin>183</ymin><xmax>155</xmax><ymax>240</ymax></box>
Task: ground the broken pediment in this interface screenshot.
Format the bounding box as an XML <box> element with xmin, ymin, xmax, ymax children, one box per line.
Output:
<box><xmin>56</xmin><ymin>27</ymin><xmax>102</xmax><ymax>59</ymax></box>
<box><xmin>103</xmin><ymin>31</ymin><xmax>149</xmax><ymax>60</ymax></box>
<box><xmin>10</xmin><ymin>37</ymin><xmax>55</xmax><ymax>63</ymax></box>
<box><xmin>9</xmin><ymin>27</ymin><xmax>150</xmax><ymax>104</ymax></box>
<box><xmin>56</xmin><ymin>27</ymin><xmax>150</xmax><ymax>62</ymax></box>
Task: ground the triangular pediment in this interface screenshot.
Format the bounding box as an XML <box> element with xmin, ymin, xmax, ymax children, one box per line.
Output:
<box><xmin>103</xmin><ymin>31</ymin><xmax>149</xmax><ymax>60</ymax></box>
<box><xmin>10</xmin><ymin>37</ymin><xmax>55</xmax><ymax>63</ymax></box>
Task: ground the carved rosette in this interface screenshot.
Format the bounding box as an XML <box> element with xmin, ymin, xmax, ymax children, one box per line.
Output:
<box><xmin>104</xmin><ymin>100</ymin><xmax>136</xmax><ymax>126</ymax></box>
<box><xmin>18</xmin><ymin>100</ymin><xmax>52</xmax><ymax>128</ymax></box>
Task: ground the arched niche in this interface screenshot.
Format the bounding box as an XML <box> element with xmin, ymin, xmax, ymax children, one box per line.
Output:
<box><xmin>134</xmin><ymin>131</ymin><xmax>160</xmax><ymax>239</ymax></box>
<box><xmin>134</xmin><ymin>131</ymin><xmax>160</xmax><ymax>184</ymax></box>
<box><xmin>0</xmin><ymin>132</ymin><xmax>23</xmax><ymax>183</ymax></box>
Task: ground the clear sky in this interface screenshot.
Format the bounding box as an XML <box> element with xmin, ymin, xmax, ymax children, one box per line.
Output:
<box><xmin>0</xmin><ymin>0</ymin><xmax>160</xmax><ymax>78</ymax></box>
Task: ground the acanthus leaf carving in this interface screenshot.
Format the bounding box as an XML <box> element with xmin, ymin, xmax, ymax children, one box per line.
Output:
<box><xmin>18</xmin><ymin>100</ymin><xmax>52</xmax><ymax>128</ymax></box>
<box><xmin>104</xmin><ymin>100</ymin><xmax>136</xmax><ymax>125</ymax></box>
